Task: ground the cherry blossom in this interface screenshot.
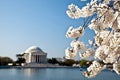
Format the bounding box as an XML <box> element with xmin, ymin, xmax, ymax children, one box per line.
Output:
<box><xmin>70</xmin><ymin>40</ymin><xmax>85</xmax><ymax>51</ymax></box>
<box><xmin>83</xmin><ymin>61</ymin><xmax>106</xmax><ymax>78</ymax></box>
<box><xmin>80</xmin><ymin>48</ymin><xmax>94</xmax><ymax>58</ymax></box>
<box><xmin>66</xmin><ymin>26</ymin><xmax>84</xmax><ymax>38</ymax></box>
<box><xmin>65</xmin><ymin>0</ymin><xmax>120</xmax><ymax>78</ymax></box>
<box><xmin>65</xmin><ymin>47</ymin><xmax>77</xmax><ymax>59</ymax></box>
<box><xmin>113</xmin><ymin>61</ymin><xmax>120</xmax><ymax>75</ymax></box>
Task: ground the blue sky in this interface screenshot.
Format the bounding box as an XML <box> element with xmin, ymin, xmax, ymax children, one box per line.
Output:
<box><xmin>0</xmin><ymin>0</ymin><xmax>94</xmax><ymax>60</ymax></box>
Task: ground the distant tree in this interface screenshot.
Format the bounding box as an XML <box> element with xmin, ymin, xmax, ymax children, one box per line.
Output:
<box><xmin>16</xmin><ymin>54</ymin><xmax>25</xmax><ymax>65</ymax></box>
<box><xmin>52</xmin><ymin>58</ymin><xmax>59</xmax><ymax>64</ymax></box>
<box><xmin>80</xmin><ymin>60</ymin><xmax>92</xmax><ymax>67</ymax></box>
<box><xmin>47</xmin><ymin>58</ymin><xmax>59</xmax><ymax>64</ymax></box>
<box><xmin>47</xmin><ymin>58</ymin><xmax>52</xmax><ymax>63</ymax></box>
<box><xmin>0</xmin><ymin>56</ymin><xmax>13</xmax><ymax>66</ymax></box>
<box><xmin>75</xmin><ymin>60</ymin><xmax>81</xmax><ymax>64</ymax></box>
<box><xmin>64</xmin><ymin>59</ymin><xmax>76</xmax><ymax>66</ymax></box>
<box><xmin>58</xmin><ymin>61</ymin><xmax>64</xmax><ymax>66</ymax></box>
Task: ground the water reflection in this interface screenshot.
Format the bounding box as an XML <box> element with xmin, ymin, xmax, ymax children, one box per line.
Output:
<box><xmin>23</xmin><ymin>68</ymin><xmax>47</xmax><ymax>77</ymax></box>
<box><xmin>0</xmin><ymin>68</ymin><xmax>120</xmax><ymax>80</ymax></box>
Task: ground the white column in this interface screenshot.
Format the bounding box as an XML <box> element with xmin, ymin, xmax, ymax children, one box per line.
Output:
<box><xmin>32</xmin><ymin>55</ymin><xmax>34</xmax><ymax>63</ymax></box>
<box><xmin>29</xmin><ymin>53</ymin><xmax>31</xmax><ymax>63</ymax></box>
<box><xmin>33</xmin><ymin>55</ymin><xmax>35</xmax><ymax>62</ymax></box>
<box><xmin>31</xmin><ymin>55</ymin><xmax>33</xmax><ymax>62</ymax></box>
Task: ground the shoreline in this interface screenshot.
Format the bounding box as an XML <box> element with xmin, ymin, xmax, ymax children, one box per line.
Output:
<box><xmin>0</xmin><ymin>66</ymin><xmax>81</xmax><ymax>69</ymax></box>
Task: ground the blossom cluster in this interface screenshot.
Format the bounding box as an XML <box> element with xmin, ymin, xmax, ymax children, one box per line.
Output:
<box><xmin>80</xmin><ymin>48</ymin><xmax>94</xmax><ymax>59</ymax></box>
<box><xmin>65</xmin><ymin>0</ymin><xmax>120</xmax><ymax>78</ymax></box>
<box><xmin>66</xmin><ymin>26</ymin><xmax>84</xmax><ymax>38</ymax></box>
<box><xmin>83</xmin><ymin>61</ymin><xmax>106</xmax><ymax>78</ymax></box>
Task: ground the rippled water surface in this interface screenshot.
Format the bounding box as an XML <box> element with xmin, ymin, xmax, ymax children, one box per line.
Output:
<box><xmin>0</xmin><ymin>68</ymin><xmax>120</xmax><ymax>80</ymax></box>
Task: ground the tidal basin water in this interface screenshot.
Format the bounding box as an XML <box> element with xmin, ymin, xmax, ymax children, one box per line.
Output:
<box><xmin>0</xmin><ymin>68</ymin><xmax>120</xmax><ymax>80</ymax></box>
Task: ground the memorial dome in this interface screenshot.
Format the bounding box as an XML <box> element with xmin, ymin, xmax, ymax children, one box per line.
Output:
<box><xmin>25</xmin><ymin>46</ymin><xmax>45</xmax><ymax>54</ymax></box>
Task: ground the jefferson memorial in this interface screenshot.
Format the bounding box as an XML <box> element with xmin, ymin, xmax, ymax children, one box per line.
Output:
<box><xmin>23</xmin><ymin>46</ymin><xmax>47</xmax><ymax>64</ymax></box>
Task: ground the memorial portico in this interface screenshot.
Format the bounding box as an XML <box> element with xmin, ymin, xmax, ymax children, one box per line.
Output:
<box><xmin>23</xmin><ymin>46</ymin><xmax>47</xmax><ymax>63</ymax></box>
<box><xmin>30</xmin><ymin>53</ymin><xmax>47</xmax><ymax>63</ymax></box>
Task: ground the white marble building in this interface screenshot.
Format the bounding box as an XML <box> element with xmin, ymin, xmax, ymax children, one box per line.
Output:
<box><xmin>23</xmin><ymin>46</ymin><xmax>47</xmax><ymax>63</ymax></box>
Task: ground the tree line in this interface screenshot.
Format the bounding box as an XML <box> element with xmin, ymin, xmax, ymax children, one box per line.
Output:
<box><xmin>47</xmin><ymin>58</ymin><xmax>92</xmax><ymax>67</ymax></box>
<box><xmin>0</xmin><ymin>55</ymin><xmax>92</xmax><ymax>67</ymax></box>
